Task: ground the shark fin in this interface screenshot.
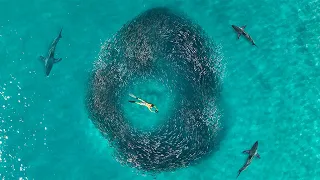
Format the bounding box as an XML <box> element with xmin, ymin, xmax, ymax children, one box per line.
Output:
<box><xmin>255</xmin><ymin>153</ymin><xmax>261</xmax><ymax>159</ymax></box>
<box><xmin>237</xmin><ymin>33</ymin><xmax>241</xmax><ymax>39</ymax></box>
<box><xmin>54</xmin><ymin>58</ymin><xmax>62</xmax><ymax>63</ymax></box>
<box><xmin>241</xmin><ymin>25</ymin><xmax>246</xmax><ymax>29</ymax></box>
<box><xmin>242</xmin><ymin>150</ymin><xmax>250</xmax><ymax>154</ymax></box>
<box><xmin>252</xmin><ymin>42</ymin><xmax>257</xmax><ymax>47</ymax></box>
<box><xmin>58</xmin><ymin>28</ymin><xmax>63</xmax><ymax>38</ymax></box>
<box><xmin>39</xmin><ymin>56</ymin><xmax>45</xmax><ymax>62</ymax></box>
<box><xmin>236</xmin><ymin>170</ymin><xmax>241</xmax><ymax>178</ymax></box>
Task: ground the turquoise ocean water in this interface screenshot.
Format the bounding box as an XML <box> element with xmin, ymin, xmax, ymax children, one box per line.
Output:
<box><xmin>1</xmin><ymin>0</ymin><xmax>320</xmax><ymax>179</ymax></box>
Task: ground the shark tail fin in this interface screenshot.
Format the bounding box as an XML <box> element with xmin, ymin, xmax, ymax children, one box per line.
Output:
<box><xmin>236</xmin><ymin>171</ymin><xmax>241</xmax><ymax>178</ymax></box>
<box><xmin>252</xmin><ymin>42</ymin><xmax>257</xmax><ymax>47</ymax></box>
<box><xmin>58</xmin><ymin>28</ymin><xmax>63</xmax><ymax>38</ymax></box>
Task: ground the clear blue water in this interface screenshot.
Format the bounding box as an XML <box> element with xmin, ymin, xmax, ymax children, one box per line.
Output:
<box><xmin>1</xmin><ymin>0</ymin><xmax>320</xmax><ymax>179</ymax></box>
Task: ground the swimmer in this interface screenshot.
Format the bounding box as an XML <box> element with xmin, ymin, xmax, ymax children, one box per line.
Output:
<box><xmin>128</xmin><ymin>93</ymin><xmax>159</xmax><ymax>113</ymax></box>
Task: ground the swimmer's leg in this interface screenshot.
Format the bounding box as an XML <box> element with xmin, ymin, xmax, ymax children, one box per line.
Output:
<box><xmin>129</xmin><ymin>93</ymin><xmax>146</xmax><ymax>103</ymax></box>
<box><xmin>129</xmin><ymin>101</ymin><xmax>145</xmax><ymax>106</ymax></box>
<box><xmin>129</xmin><ymin>93</ymin><xmax>137</xmax><ymax>99</ymax></box>
<box><xmin>135</xmin><ymin>102</ymin><xmax>145</xmax><ymax>106</ymax></box>
<box><xmin>137</xmin><ymin>98</ymin><xmax>146</xmax><ymax>103</ymax></box>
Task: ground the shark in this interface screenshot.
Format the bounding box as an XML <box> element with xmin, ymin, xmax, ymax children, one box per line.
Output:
<box><xmin>39</xmin><ymin>28</ymin><xmax>63</xmax><ymax>76</ymax></box>
<box><xmin>237</xmin><ymin>141</ymin><xmax>260</xmax><ymax>178</ymax></box>
<box><xmin>232</xmin><ymin>25</ymin><xmax>257</xmax><ymax>46</ymax></box>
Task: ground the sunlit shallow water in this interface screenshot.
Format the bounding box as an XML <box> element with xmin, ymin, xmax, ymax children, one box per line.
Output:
<box><xmin>1</xmin><ymin>0</ymin><xmax>320</xmax><ymax>179</ymax></box>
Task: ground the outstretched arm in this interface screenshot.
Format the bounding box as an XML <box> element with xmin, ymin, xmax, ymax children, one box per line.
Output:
<box><xmin>148</xmin><ymin>106</ymin><xmax>158</xmax><ymax>113</ymax></box>
<box><xmin>148</xmin><ymin>107</ymin><xmax>156</xmax><ymax>113</ymax></box>
<box><xmin>153</xmin><ymin>106</ymin><xmax>159</xmax><ymax>113</ymax></box>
